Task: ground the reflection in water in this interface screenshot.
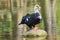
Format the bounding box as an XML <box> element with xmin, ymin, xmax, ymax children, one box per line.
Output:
<box><xmin>0</xmin><ymin>36</ymin><xmax>46</xmax><ymax>40</ymax></box>
<box><xmin>0</xmin><ymin>32</ymin><xmax>12</xmax><ymax>40</ymax></box>
<box><xmin>24</xmin><ymin>37</ymin><xmax>46</xmax><ymax>40</ymax></box>
<box><xmin>0</xmin><ymin>35</ymin><xmax>46</xmax><ymax>40</ymax></box>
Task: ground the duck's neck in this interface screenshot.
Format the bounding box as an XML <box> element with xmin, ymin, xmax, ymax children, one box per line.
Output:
<box><xmin>34</xmin><ymin>9</ymin><xmax>39</xmax><ymax>13</ymax></box>
<box><xmin>34</xmin><ymin>6</ymin><xmax>40</xmax><ymax>13</ymax></box>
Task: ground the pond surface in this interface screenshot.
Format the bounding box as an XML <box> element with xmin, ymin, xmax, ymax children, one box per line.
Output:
<box><xmin>0</xmin><ymin>35</ymin><xmax>46</xmax><ymax>40</ymax></box>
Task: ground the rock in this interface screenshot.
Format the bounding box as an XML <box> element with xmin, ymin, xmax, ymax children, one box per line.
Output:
<box><xmin>22</xmin><ymin>29</ymin><xmax>47</xmax><ymax>39</ymax></box>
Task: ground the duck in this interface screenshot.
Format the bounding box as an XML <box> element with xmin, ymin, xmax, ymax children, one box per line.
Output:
<box><xmin>19</xmin><ymin>4</ymin><xmax>42</xmax><ymax>29</ymax></box>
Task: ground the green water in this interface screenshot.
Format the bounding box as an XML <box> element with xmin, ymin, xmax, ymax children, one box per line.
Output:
<box><xmin>0</xmin><ymin>36</ymin><xmax>46</xmax><ymax>40</ymax></box>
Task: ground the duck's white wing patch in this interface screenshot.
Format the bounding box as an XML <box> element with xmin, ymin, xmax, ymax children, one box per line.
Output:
<box><xmin>38</xmin><ymin>16</ymin><xmax>42</xmax><ymax>19</ymax></box>
<box><xmin>26</xmin><ymin>18</ymin><xmax>28</xmax><ymax>21</ymax></box>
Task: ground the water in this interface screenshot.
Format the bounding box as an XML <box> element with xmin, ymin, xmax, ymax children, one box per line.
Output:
<box><xmin>0</xmin><ymin>35</ymin><xmax>46</xmax><ymax>40</ymax></box>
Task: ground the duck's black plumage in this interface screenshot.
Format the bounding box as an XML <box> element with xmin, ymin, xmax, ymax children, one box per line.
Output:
<box><xmin>19</xmin><ymin>13</ymin><xmax>42</xmax><ymax>28</ymax></box>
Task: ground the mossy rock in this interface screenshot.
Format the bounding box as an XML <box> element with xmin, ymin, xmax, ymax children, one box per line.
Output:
<box><xmin>22</xmin><ymin>29</ymin><xmax>47</xmax><ymax>39</ymax></box>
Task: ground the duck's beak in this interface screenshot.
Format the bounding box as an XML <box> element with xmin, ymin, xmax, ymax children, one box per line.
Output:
<box><xmin>38</xmin><ymin>6</ymin><xmax>41</xmax><ymax>10</ymax></box>
<box><xmin>39</xmin><ymin>6</ymin><xmax>41</xmax><ymax>9</ymax></box>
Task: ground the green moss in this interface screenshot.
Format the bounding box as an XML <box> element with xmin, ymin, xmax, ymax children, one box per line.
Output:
<box><xmin>22</xmin><ymin>29</ymin><xmax>47</xmax><ymax>38</ymax></box>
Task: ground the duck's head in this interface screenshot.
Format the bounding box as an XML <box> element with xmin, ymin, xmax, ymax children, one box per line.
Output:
<box><xmin>34</xmin><ymin>4</ymin><xmax>41</xmax><ymax>11</ymax></box>
<box><xmin>34</xmin><ymin>4</ymin><xmax>41</xmax><ymax>13</ymax></box>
